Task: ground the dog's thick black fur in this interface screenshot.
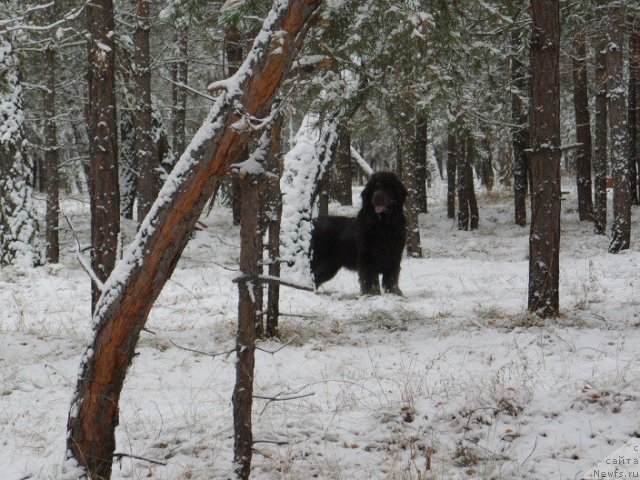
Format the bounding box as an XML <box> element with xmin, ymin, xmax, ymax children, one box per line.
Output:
<box><xmin>311</xmin><ymin>171</ymin><xmax>407</xmax><ymax>295</ymax></box>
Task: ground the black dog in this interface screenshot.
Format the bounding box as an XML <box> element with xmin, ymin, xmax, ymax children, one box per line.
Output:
<box><xmin>311</xmin><ymin>171</ymin><xmax>407</xmax><ymax>295</ymax></box>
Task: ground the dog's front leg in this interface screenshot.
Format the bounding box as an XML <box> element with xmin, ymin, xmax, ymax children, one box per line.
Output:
<box><xmin>382</xmin><ymin>267</ymin><xmax>403</xmax><ymax>296</ymax></box>
<box><xmin>358</xmin><ymin>265</ymin><xmax>381</xmax><ymax>295</ymax></box>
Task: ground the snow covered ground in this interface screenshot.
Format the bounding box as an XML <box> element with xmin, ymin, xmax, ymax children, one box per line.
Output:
<box><xmin>2</xmin><ymin>179</ymin><xmax>640</xmax><ymax>480</ymax></box>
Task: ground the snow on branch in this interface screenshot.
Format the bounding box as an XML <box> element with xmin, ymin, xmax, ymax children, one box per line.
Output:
<box><xmin>350</xmin><ymin>146</ymin><xmax>373</xmax><ymax>176</ymax></box>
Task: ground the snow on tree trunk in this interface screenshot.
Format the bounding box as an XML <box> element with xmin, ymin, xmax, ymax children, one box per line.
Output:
<box><xmin>527</xmin><ymin>0</ymin><xmax>561</xmax><ymax>318</ymax></box>
<box><xmin>65</xmin><ymin>2</ymin><xmax>322</xmax><ymax>477</ymax></box>
<box><xmin>280</xmin><ymin>113</ymin><xmax>340</xmax><ymax>286</ymax></box>
<box><xmin>607</xmin><ymin>3</ymin><xmax>631</xmax><ymax>254</ymax></box>
<box><xmin>0</xmin><ymin>41</ymin><xmax>41</xmax><ymax>268</ymax></box>
<box><xmin>414</xmin><ymin>111</ymin><xmax>428</xmax><ymax>213</ymax></box>
<box><xmin>119</xmin><ymin>108</ymin><xmax>136</xmax><ymax>219</ymax></box>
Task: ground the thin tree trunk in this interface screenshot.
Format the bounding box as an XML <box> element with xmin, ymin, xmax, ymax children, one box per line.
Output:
<box><xmin>446</xmin><ymin>131</ymin><xmax>456</xmax><ymax>219</ymax></box>
<box><xmin>265</xmin><ymin>112</ymin><xmax>284</xmax><ymax>338</ymax></box>
<box><xmin>457</xmin><ymin>132</ymin><xmax>469</xmax><ymax>230</ymax></box>
<box><xmin>593</xmin><ymin>29</ymin><xmax>608</xmax><ymax>235</ymax></box>
<box><xmin>227</xmin><ymin>29</ymin><xmax>244</xmax><ymax>226</ymax></box>
<box><xmin>333</xmin><ymin>123</ymin><xmax>353</xmax><ymax>205</ymax></box>
<box><xmin>233</xmin><ymin>174</ymin><xmax>260</xmax><ymax>480</ymax></box>
<box><xmin>607</xmin><ymin>2</ymin><xmax>631</xmax><ymax>253</ymax></box>
<box><xmin>512</xmin><ymin>28</ymin><xmax>529</xmax><ymax>227</ymax></box>
<box><xmin>630</xmin><ymin>17</ymin><xmax>640</xmax><ymax>205</ymax></box>
<box><xmin>528</xmin><ymin>0</ymin><xmax>561</xmax><ymax>318</ymax></box>
<box><xmin>44</xmin><ymin>44</ymin><xmax>59</xmax><ymax>263</ymax></box>
<box><xmin>87</xmin><ymin>0</ymin><xmax>120</xmax><ymax>310</ymax></box>
<box><xmin>457</xmin><ymin>131</ymin><xmax>479</xmax><ymax>231</ymax></box>
<box><xmin>65</xmin><ymin>2</ymin><xmax>321</xmax><ymax>477</ymax></box>
<box><xmin>119</xmin><ymin>109</ymin><xmax>136</xmax><ymax>220</ymax></box>
<box><xmin>572</xmin><ymin>30</ymin><xmax>594</xmax><ymax>220</ymax></box>
<box><xmin>133</xmin><ymin>0</ymin><xmax>157</xmax><ymax>221</ymax></box>
<box><xmin>414</xmin><ymin>111</ymin><xmax>428</xmax><ymax>213</ymax></box>
<box><xmin>172</xmin><ymin>26</ymin><xmax>188</xmax><ymax>159</ymax></box>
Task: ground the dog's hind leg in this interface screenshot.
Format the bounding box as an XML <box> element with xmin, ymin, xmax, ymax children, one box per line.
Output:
<box><xmin>312</xmin><ymin>262</ymin><xmax>341</xmax><ymax>289</ymax></box>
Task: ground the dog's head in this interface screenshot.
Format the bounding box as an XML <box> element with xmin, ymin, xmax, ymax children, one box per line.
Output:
<box><xmin>361</xmin><ymin>171</ymin><xmax>407</xmax><ymax>217</ymax></box>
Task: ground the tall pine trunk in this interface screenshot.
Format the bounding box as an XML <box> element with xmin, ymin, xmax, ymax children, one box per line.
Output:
<box><xmin>629</xmin><ymin>18</ymin><xmax>640</xmax><ymax>205</ymax></box>
<box><xmin>87</xmin><ymin>0</ymin><xmax>120</xmax><ymax>310</ymax></box>
<box><xmin>571</xmin><ymin>30</ymin><xmax>594</xmax><ymax>220</ymax></box>
<box><xmin>457</xmin><ymin>130</ymin><xmax>479</xmax><ymax>231</ymax></box>
<box><xmin>133</xmin><ymin>0</ymin><xmax>157</xmax><ymax>221</ymax></box>
<box><xmin>227</xmin><ymin>29</ymin><xmax>244</xmax><ymax>226</ymax></box>
<box><xmin>528</xmin><ymin>0</ymin><xmax>561</xmax><ymax>318</ymax></box>
<box><xmin>44</xmin><ymin>44</ymin><xmax>59</xmax><ymax>263</ymax></box>
<box><xmin>593</xmin><ymin>29</ymin><xmax>608</xmax><ymax>235</ymax></box>
<box><xmin>607</xmin><ymin>2</ymin><xmax>631</xmax><ymax>253</ymax></box>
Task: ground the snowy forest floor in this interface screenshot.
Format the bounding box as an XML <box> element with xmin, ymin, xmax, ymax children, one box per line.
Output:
<box><xmin>3</xmin><ymin>178</ymin><xmax>640</xmax><ymax>480</ymax></box>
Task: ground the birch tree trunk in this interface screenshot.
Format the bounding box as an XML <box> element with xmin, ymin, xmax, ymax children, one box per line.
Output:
<box><xmin>527</xmin><ymin>0</ymin><xmax>561</xmax><ymax>317</ymax></box>
<box><xmin>65</xmin><ymin>2</ymin><xmax>321</xmax><ymax>477</ymax></box>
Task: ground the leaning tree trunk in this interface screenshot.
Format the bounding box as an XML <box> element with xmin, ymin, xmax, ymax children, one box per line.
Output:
<box><xmin>629</xmin><ymin>17</ymin><xmax>640</xmax><ymax>205</ymax></box>
<box><xmin>133</xmin><ymin>0</ymin><xmax>158</xmax><ymax>221</ymax></box>
<box><xmin>528</xmin><ymin>0</ymin><xmax>561</xmax><ymax>318</ymax></box>
<box><xmin>571</xmin><ymin>30</ymin><xmax>594</xmax><ymax>221</ymax></box>
<box><xmin>172</xmin><ymin>26</ymin><xmax>189</xmax><ymax>159</ymax></box>
<box><xmin>511</xmin><ymin>28</ymin><xmax>529</xmax><ymax>227</ymax></box>
<box><xmin>44</xmin><ymin>43</ymin><xmax>60</xmax><ymax>263</ymax></box>
<box><xmin>446</xmin><ymin>131</ymin><xmax>457</xmax><ymax>219</ymax></box>
<box><xmin>87</xmin><ymin>0</ymin><xmax>120</xmax><ymax>310</ymax></box>
<box><xmin>65</xmin><ymin>2</ymin><xmax>321</xmax><ymax>478</ymax></box>
<box><xmin>607</xmin><ymin>2</ymin><xmax>631</xmax><ymax>253</ymax></box>
<box><xmin>593</xmin><ymin>28</ymin><xmax>608</xmax><ymax>235</ymax></box>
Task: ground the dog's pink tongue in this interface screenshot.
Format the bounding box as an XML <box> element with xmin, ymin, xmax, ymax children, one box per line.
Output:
<box><xmin>375</xmin><ymin>205</ymin><xmax>385</xmax><ymax>214</ymax></box>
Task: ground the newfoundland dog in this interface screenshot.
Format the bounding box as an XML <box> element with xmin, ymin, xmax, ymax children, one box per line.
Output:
<box><xmin>311</xmin><ymin>171</ymin><xmax>407</xmax><ymax>295</ymax></box>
